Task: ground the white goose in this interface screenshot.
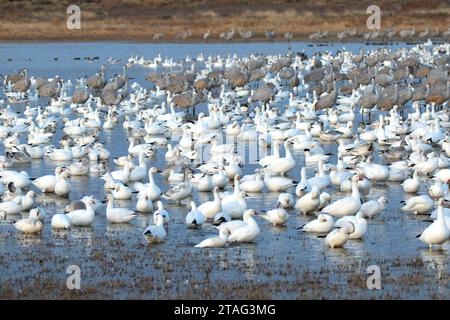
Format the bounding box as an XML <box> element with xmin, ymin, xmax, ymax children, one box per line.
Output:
<box><xmin>194</xmin><ymin>228</ymin><xmax>229</xmax><ymax>248</ymax></box>
<box><xmin>221</xmin><ymin>190</ymin><xmax>247</xmax><ymax>219</ymax></box>
<box><xmin>14</xmin><ymin>208</ymin><xmax>44</xmax><ymax>234</ymax></box>
<box><xmin>51</xmin><ymin>213</ymin><xmax>71</xmax><ymax>229</ymax></box>
<box><xmin>264</xmin><ymin>173</ymin><xmax>295</xmax><ymax>192</ymax></box>
<box><xmin>139</xmin><ymin>167</ymin><xmax>162</xmax><ymax>201</ymax></box>
<box><xmin>240</xmin><ymin>173</ymin><xmax>265</xmax><ymax>193</ymax></box>
<box><xmin>360</xmin><ymin>196</ymin><xmax>388</xmax><ymax>218</ymax></box>
<box><xmin>162</xmin><ymin>172</ymin><xmax>192</xmax><ymax>204</ymax></box>
<box><xmin>197</xmin><ymin>187</ymin><xmax>222</xmax><ymax>220</ymax></box>
<box><xmin>322</xmin><ymin>175</ymin><xmax>362</xmax><ymax>217</ymax></box>
<box><xmin>136</xmin><ymin>193</ymin><xmax>154</xmax><ymax>213</ymax></box>
<box><xmin>277</xmin><ymin>193</ymin><xmax>294</xmax><ymax>208</ymax></box>
<box><xmin>227</xmin><ymin>209</ymin><xmax>260</xmax><ymax>243</ymax></box>
<box><xmin>264</xmin><ymin>141</ymin><xmax>295</xmax><ymax>175</ymax></box>
<box><xmin>260</xmin><ymin>202</ymin><xmax>290</xmax><ymax>226</ymax></box>
<box><xmin>417</xmin><ymin>199</ymin><xmax>450</xmax><ymax>249</ymax></box>
<box><xmin>300</xmin><ymin>213</ymin><xmax>334</xmax><ymax>233</ymax></box>
<box><xmin>143</xmin><ymin>211</ymin><xmax>166</xmax><ymax>243</ymax></box>
<box><xmin>401</xmin><ymin>195</ymin><xmax>434</xmax><ymax>215</ymax></box>
<box><xmin>295</xmin><ymin>185</ymin><xmax>320</xmax><ymax>214</ymax></box>
<box><xmin>153</xmin><ymin>201</ymin><xmax>170</xmax><ymax>225</ymax></box>
<box><xmin>66</xmin><ymin>197</ymin><xmax>96</xmax><ymax>227</ymax></box>
<box><xmin>32</xmin><ymin>167</ymin><xmax>63</xmax><ymax>193</ymax></box>
<box><xmin>325</xmin><ymin>222</ymin><xmax>354</xmax><ymax>248</ymax></box>
<box><xmin>106</xmin><ymin>194</ymin><xmax>137</xmax><ymax>223</ymax></box>
<box><xmin>402</xmin><ymin>170</ymin><xmax>420</xmax><ymax>193</ymax></box>
<box><xmin>335</xmin><ymin>211</ymin><xmax>367</xmax><ymax>239</ymax></box>
<box><xmin>186</xmin><ymin>201</ymin><xmax>205</xmax><ymax>228</ymax></box>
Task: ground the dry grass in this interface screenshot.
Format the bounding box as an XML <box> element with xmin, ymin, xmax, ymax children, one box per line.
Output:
<box><xmin>0</xmin><ymin>0</ymin><xmax>448</xmax><ymax>41</ymax></box>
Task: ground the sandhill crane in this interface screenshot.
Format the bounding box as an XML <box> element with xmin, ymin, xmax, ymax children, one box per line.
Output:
<box><xmin>72</xmin><ymin>78</ymin><xmax>90</xmax><ymax>105</ymax></box>
<box><xmin>38</xmin><ymin>78</ymin><xmax>62</xmax><ymax>98</ymax></box>
<box><xmin>265</xmin><ymin>30</ymin><xmax>276</xmax><ymax>42</ymax></box>
<box><xmin>11</xmin><ymin>72</ymin><xmax>30</xmax><ymax>94</ymax></box>
<box><xmin>337</xmin><ymin>30</ymin><xmax>348</xmax><ymax>41</ymax></box>
<box><xmin>180</xmin><ymin>30</ymin><xmax>192</xmax><ymax>41</ymax></box>
<box><xmin>2</xmin><ymin>68</ymin><xmax>27</xmax><ymax>86</ymax></box>
<box><xmin>153</xmin><ymin>31</ymin><xmax>164</xmax><ymax>41</ymax></box>
<box><xmin>221</xmin><ymin>28</ymin><xmax>235</xmax><ymax>42</ymax></box>
<box><xmin>419</xmin><ymin>28</ymin><xmax>430</xmax><ymax>38</ymax></box>
<box><xmin>203</xmin><ymin>29</ymin><xmax>211</xmax><ymax>42</ymax></box>
<box><xmin>239</xmin><ymin>28</ymin><xmax>252</xmax><ymax>42</ymax></box>
<box><xmin>284</xmin><ymin>32</ymin><xmax>293</xmax><ymax>42</ymax></box>
<box><xmin>442</xmin><ymin>28</ymin><xmax>450</xmax><ymax>38</ymax></box>
<box><xmin>86</xmin><ymin>65</ymin><xmax>106</xmax><ymax>90</ymax></box>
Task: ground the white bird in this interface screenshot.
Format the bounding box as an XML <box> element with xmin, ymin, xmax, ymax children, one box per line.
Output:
<box><xmin>325</xmin><ymin>222</ymin><xmax>355</xmax><ymax>248</ymax></box>
<box><xmin>260</xmin><ymin>202</ymin><xmax>289</xmax><ymax>226</ymax></box>
<box><xmin>322</xmin><ymin>175</ymin><xmax>362</xmax><ymax>217</ymax></box>
<box><xmin>14</xmin><ymin>208</ymin><xmax>44</xmax><ymax>234</ymax></box>
<box><xmin>136</xmin><ymin>193</ymin><xmax>154</xmax><ymax>213</ymax></box>
<box><xmin>277</xmin><ymin>193</ymin><xmax>294</xmax><ymax>208</ymax></box>
<box><xmin>300</xmin><ymin>213</ymin><xmax>334</xmax><ymax>233</ymax></box>
<box><xmin>227</xmin><ymin>209</ymin><xmax>260</xmax><ymax>243</ymax></box>
<box><xmin>153</xmin><ymin>201</ymin><xmax>170</xmax><ymax>225</ymax></box>
<box><xmin>194</xmin><ymin>228</ymin><xmax>229</xmax><ymax>248</ymax></box>
<box><xmin>295</xmin><ymin>185</ymin><xmax>320</xmax><ymax>214</ymax></box>
<box><xmin>335</xmin><ymin>211</ymin><xmax>367</xmax><ymax>239</ymax></box>
<box><xmin>360</xmin><ymin>196</ymin><xmax>388</xmax><ymax>219</ymax></box>
<box><xmin>186</xmin><ymin>201</ymin><xmax>205</xmax><ymax>228</ymax></box>
<box><xmin>106</xmin><ymin>194</ymin><xmax>137</xmax><ymax>223</ymax></box>
<box><xmin>143</xmin><ymin>211</ymin><xmax>166</xmax><ymax>243</ymax></box>
<box><xmin>51</xmin><ymin>213</ymin><xmax>71</xmax><ymax>229</ymax></box>
<box><xmin>66</xmin><ymin>197</ymin><xmax>96</xmax><ymax>226</ymax></box>
<box><xmin>401</xmin><ymin>195</ymin><xmax>434</xmax><ymax>215</ymax></box>
<box><xmin>417</xmin><ymin>199</ymin><xmax>450</xmax><ymax>249</ymax></box>
<box><xmin>402</xmin><ymin>170</ymin><xmax>420</xmax><ymax>193</ymax></box>
<box><xmin>197</xmin><ymin>187</ymin><xmax>222</xmax><ymax>220</ymax></box>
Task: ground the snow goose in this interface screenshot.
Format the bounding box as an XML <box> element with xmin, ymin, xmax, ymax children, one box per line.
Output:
<box><xmin>325</xmin><ymin>222</ymin><xmax>354</xmax><ymax>248</ymax></box>
<box><xmin>32</xmin><ymin>167</ymin><xmax>63</xmax><ymax>193</ymax></box>
<box><xmin>360</xmin><ymin>196</ymin><xmax>388</xmax><ymax>218</ymax></box>
<box><xmin>51</xmin><ymin>213</ymin><xmax>71</xmax><ymax>230</ymax></box>
<box><xmin>136</xmin><ymin>193</ymin><xmax>153</xmax><ymax>213</ymax></box>
<box><xmin>227</xmin><ymin>209</ymin><xmax>260</xmax><ymax>243</ymax></box>
<box><xmin>186</xmin><ymin>201</ymin><xmax>205</xmax><ymax>228</ymax></box>
<box><xmin>401</xmin><ymin>195</ymin><xmax>434</xmax><ymax>215</ymax></box>
<box><xmin>55</xmin><ymin>171</ymin><xmax>71</xmax><ymax>197</ymax></box>
<box><xmin>335</xmin><ymin>211</ymin><xmax>367</xmax><ymax>239</ymax></box>
<box><xmin>66</xmin><ymin>197</ymin><xmax>96</xmax><ymax>227</ymax></box>
<box><xmin>299</xmin><ymin>213</ymin><xmax>333</xmax><ymax>233</ymax></box>
<box><xmin>221</xmin><ymin>191</ymin><xmax>247</xmax><ymax>219</ymax></box>
<box><xmin>143</xmin><ymin>211</ymin><xmax>166</xmax><ymax>243</ymax></box>
<box><xmin>240</xmin><ymin>173</ymin><xmax>265</xmax><ymax>193</ymax></box>
<box><xmin>295</xmin><ymin>185</ymin><xmax>320</xmax><ymax>214</ymax></box>
<box><xmin>428</xmin><ymin>179</ymin><xmax>449</xmax><ymax>200</ymax></box>
<box><xmin>264</xmin><ymin>141</ymin><xmax>295</xmax><ymax>175</ymax></box>
<box><xmin>14</xmin><ymin>208</ymin><xmax>44</xmax><ymax>234</ymax></box>
<box><xmin>322</xmin><ymin>175</ymin><xmax>362</xmax><ymax>217</ymax></box>
<box><xmin>112</xmin><ymin>182</ymin><xmax>132</xmax><ymax>200</ymax></box>
<box><xmin>139</xmin><ymin>167</ymin><xmax>162</xmax><ymax>201</ymax></box>
<box><xmin>260</xmin><ymin>202</ymin><xmax>289</xmax><ymax>226</ymax></box>
<box><xmin>277</xmin><ymin>193</ymin><xmax>294</xmax><ymax>208</ymax></box>
<box><xmin>402</xmin><ymin>170</ymin><xmax>421</xmax><ymax>193</ymax></box>
<box><xmin>197</xmin><ymin>187</ymin><xmax>222</xmax><ymax>220</ymax></box>
<box><xmin>106</xmin><ymin>194</ymin><xmax>137</xmax><ymax>223</ymax></box>
<box><xmin>417</xmin><ymin>199</ymin><xmax>450</xmax><ymax>249</ymax></box>
<box><xmin>195</xmin><ymin>228</ymin><xmax>229</xmax><ymax>248</ymax></box>
<box><xmin>264</xmin><ymin>173</ymin><xmax>295</xmax><ymax>192</ymax></box>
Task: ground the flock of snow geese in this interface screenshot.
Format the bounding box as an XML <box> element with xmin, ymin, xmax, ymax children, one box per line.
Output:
<box><xmin>0</xmin><ymin>40</ymin><xmax>450</xmax><ymax>251</ymax></box>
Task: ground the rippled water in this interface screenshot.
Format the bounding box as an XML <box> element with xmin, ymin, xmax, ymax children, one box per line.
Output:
<box><xmin>0</xmin><ymin>42</ymin><xmax>448</xmax><ymax>299</ymax></box>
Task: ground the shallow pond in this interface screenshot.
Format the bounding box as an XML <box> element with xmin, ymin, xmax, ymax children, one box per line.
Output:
<box><xmin>0</xmin><ymin>41</ymin><xmax>448</xmax><ymax>299</ymax></box>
